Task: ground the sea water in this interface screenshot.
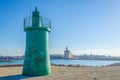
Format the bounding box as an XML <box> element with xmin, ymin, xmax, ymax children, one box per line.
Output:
<box><xmin>0</xmin><ymin>59</ymin><xmax>120</xmax><ymax>66</ymax></box>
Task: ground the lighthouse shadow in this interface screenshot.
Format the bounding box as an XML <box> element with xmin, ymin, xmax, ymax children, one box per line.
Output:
<box><xmin>0</xmin><ymin>74</ymin><xmax>35</xmax><ymax>80</ymax></box>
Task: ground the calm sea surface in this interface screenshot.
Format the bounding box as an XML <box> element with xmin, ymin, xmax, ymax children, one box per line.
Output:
<box><xmin>0</xmin><ymin>60</ymin><xmax>120</xmax><ymax>66</ymax></box>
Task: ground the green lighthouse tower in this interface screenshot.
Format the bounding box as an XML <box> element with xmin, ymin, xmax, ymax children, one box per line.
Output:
<box><xmin>22</xmin><ymin>7</ymin><xmax>51</xmax><ymax>76</ymax></box>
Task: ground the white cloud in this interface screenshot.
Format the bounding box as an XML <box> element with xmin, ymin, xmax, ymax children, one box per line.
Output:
<box><xmin>49</xmin><ymin>48</ymin><xmax>120</xmax><ymax>56</ymax></box>
<box><xmin>0</xmin><ymin>49</ymin><xmax>24</xmax><ymax>56</ymax></box>
<box><xmin>1</xmin><ymin>48</ymin><xmax>120</xmax><ymax>57</ymax></box>
<box><xmin>72</xmin><ymin>49</ymin><xmax>120</xmax><ymax>56</ymax></box>
<box><xmin>49</xmin><ymin>49</ymin><xmax>63</xmax><ymax>54</ymax></box>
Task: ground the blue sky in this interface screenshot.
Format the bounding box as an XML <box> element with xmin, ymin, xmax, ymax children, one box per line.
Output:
<box><xmin>0</xmin><ymin>0</ymin><xmax>120</xmax><ymax>56</ymax></box>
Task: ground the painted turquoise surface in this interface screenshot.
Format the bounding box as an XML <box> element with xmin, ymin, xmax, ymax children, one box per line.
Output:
<box><xmin>22</xmin><ymin>8</ymin><xmax>51</xmax><ymax>76</ymax></box>
<box><xmin>22</xmin><ymin>28</ymin><xmax>51</xmax><ymax>76</ymax></box>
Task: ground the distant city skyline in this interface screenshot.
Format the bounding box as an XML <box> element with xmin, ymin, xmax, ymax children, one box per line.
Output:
<box><xmin>1</xmin><ymin>0</ymin><xmax>120</xmax><ymax>56</ymax></box>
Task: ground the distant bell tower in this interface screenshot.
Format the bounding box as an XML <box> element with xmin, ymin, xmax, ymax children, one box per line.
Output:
<box><xmin>64</xmin><ymin>46</ymin><xmax>73</xmax><ymax>59</ymax></box>
<box><xmin>66</xmin><ymin>46</ymin><xmax>68</xmax><ymax>50</ymax></box>
<box><xmin>22</xmin><ymin>7</ymin><xmax>51</xmax><ymax>76</ymax></box>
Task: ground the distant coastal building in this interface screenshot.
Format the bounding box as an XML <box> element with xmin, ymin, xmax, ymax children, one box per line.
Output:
<box><xmin>64</xmin><ymin>46</ymin><xmax>74</xmax><ymax>59</ymax></box>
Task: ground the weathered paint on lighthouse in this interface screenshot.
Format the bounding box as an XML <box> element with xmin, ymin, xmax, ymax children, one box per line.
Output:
<box><xmin>22</xmin><ymin>7</ymin><xmax>51</xmax><ymax>76</ymax></box>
